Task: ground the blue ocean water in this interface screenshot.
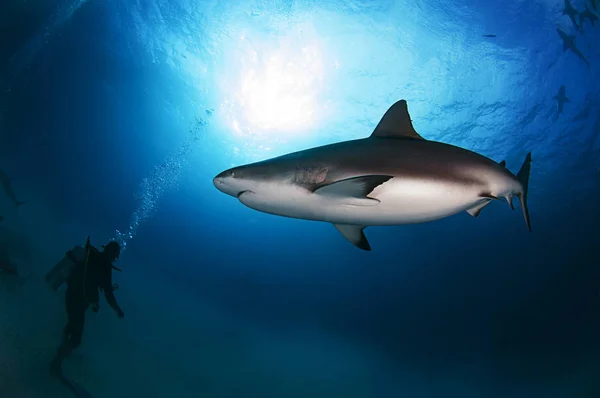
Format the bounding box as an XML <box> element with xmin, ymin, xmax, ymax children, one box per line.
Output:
<box><xmin>0</xmin><ymin>0</ymin><xmax>599</xmax><ymax>396</ymax></box>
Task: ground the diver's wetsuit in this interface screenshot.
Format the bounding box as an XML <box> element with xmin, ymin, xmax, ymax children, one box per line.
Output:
<box><xmin>62</xmin><ymin>247</ymin><xmax>120</xmax><ymax>348</ymax></box>
<box><xmin>50</xmin><ymin>245</ymin><xmax>122</xmax><ymax>375</ymax></box>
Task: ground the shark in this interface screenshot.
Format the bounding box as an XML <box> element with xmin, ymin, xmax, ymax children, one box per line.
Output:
<box><xmin>557</xmin><ymin>27</ymin><xmax>590</xmax><ymax>68</ymax></box>
<box><xmin>0</xmin><ymin>168</ymin><xmax>25</xmax><ymax>208</ymax></box>
<box><xmin>553</xmin><ymin>85</ymin><xmax>570</xmax><ymax>117</ymax></box>
<box><xmin>0</xmin><ymin>244</ymin><xmax>32</xmax><ymax>283</ymax></box>
<box><xmin>579</xmin><ymin>4</ymin><xmax>599</xmax><ymax>27</ymax></box>
<box><xmin>563</xmin><ymin>0</ymin><xmax>582</xmax><ymax>30</ymax></box>
<box><xmin>213</xmin><ymin>100</ymin><xmax>532</xmax><ymax>250</ymax></box>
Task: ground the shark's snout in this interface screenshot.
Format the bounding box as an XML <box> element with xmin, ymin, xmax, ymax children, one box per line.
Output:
<box><xmin>213</xmin><ymin>169</ymin><xmax>246</xmax><ymax>197</ymax></box>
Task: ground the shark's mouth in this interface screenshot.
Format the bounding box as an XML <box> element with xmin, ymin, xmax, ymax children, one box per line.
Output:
<box><xmin>237</xmin><ymin>190</ymin><xmax>250</xmax><ymax>198</ymax></box>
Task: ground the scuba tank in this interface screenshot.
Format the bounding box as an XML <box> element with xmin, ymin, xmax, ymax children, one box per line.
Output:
<box><xmin>45</xmin><ymin>238</ymin><xmax>90</xmax><ymax>291</ymax></box>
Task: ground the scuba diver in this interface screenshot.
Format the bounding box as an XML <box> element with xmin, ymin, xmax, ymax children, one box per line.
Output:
<box><xmin>50</xmin><ymin>239</ymin><xmax>125</xmax><ymax>377</ymax></box>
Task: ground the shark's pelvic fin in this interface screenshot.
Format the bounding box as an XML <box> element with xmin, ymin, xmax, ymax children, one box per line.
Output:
<box><xmin>333</xmin><ymin>224</ymin><xmax>371</xmax><ymax>251</ymax></box>
<box><xmin>516</xmin><ymin>152</ymin><xmax>532</xmax><ymax>232</ymax></box>
<box><xmin>314</xmin><ymin>175</ymin><xmax>393</xmax><ymax>206</ymax></box>
<box><xmin>505</xmin><ymin>194</ymin><xmax>515</xmax><ymax>210</ymax></box>
<box><xmin>370</xmin><ymin>100</ymin><xmax>425</xmax><ymax>140</ymax></box>
<box><xmin>466</xmin><ymin>200</ymin><xmax>492</xmax><ymax>218</ymax></box>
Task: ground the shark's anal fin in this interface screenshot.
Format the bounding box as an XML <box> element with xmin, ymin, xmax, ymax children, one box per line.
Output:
<box><xmin>333</xmin><ymin>224</ymin><xmax>371</xmax><ymax>251</ymax></box>
<box><xmin>370</xmin><ymin>100</ymin><xmax>425</xmax><ymax>140</ymax></box>
<box><xmin>314</xmin><ymin>175</ymin><xmax>393</xmax><ymax>206</ymax></box>
<box><xmin>466</xmin><ymin>200</ymin><xmax>492</xmax><ymax>218</ymax></box>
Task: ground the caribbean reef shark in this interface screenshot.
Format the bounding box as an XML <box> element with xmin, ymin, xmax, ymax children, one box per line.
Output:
<box><xmin>563</xmin><ymin>0</ymin><xmax>582</xmax><ymax>31</ymax></box>
<box><xmin>0</xmin><ymin>168</ymin><xmax>25</xmax><ymax>208</ymax></box>
<box><xmin>579</xmin><ymin>4</ymin><xmax>599</xmax><ymax>27</ymax></box>
<box><xmin>557</xmin><ymin>27</ymin><xmax>590</xmax><ymax>68</ymax></box>
<box><xmin>213</xmin><ymin>100</ymin><xmax>532</xmax><ymax>250</ymax></box>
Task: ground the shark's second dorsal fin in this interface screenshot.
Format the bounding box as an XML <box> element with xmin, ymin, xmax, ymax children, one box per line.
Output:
<box><xmin>370</xmin><ymin>100</ymin><xmax>425</xmax><ymax>140</ymax></box>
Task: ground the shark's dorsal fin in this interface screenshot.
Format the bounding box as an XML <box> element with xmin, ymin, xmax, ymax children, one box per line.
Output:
<box><xmin>370</xmin><ymin>100</ymin><xmax>425</xmax><ymax>140</ymax></box>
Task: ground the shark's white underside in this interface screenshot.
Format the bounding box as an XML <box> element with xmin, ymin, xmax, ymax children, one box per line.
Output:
<box><xmin>238</xmin><ymin>176</ymin><xmax>489</xmax><ymax>226</ymax></box>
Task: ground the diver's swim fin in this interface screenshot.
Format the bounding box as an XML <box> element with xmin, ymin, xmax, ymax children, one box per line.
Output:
<box><xmin>53</xmin><ymin>373</ymin><xmax>94</xmax><ymax>398</ymax></box>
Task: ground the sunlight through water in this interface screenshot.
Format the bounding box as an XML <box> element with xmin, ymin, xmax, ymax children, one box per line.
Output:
<box><xmin>217</xmin><ymin>23</ymin><xmax>328</xmax><ymax>142</ymax></box>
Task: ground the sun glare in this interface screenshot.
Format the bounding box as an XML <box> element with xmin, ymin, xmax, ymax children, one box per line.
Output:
<box><xmin>218</xmin><ymin>25</ymin><xmax>326</xmax><ymax>141</ymax></box>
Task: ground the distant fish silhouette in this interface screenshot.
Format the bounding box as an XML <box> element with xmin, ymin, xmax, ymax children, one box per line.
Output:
<box><xmin>553</xmin><ymin>85</ymin><xmax>570</xmax><ymax>117</ymax></box>
<box><xmin>482</xmin><ymin>34</ymin><xmax>497</xmax><ymax>38</ymax></box>
<box><xmin>563</xmin><ymin>0</ymin><xmax>582</xmax><ymax>31</ymax></box>
<box><xmin>579</xmin><ymin>4</ymin><xmax>598</xmax><ymax>27</ymax></box>
<box><xmin>557</xmin><ymin>27</ymin><xmax>590</xmax><ymax>68</ymax></box>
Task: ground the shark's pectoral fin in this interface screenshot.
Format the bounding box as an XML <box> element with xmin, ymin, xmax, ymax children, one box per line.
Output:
<box><xmin>333</xmin><ymin>224</ymin><xmax>371</xmax><ymax>251</ymax></box>
<box><xmin>466</xmin><ymin>200</ymin><xmax>492</xmax><ymax>218</ymax></box>
<box><xmin>314</xmin><ymin>175</ymin><xmax>392</xmax><ymax>206</ymax></box>
<box><xmin>370</xmin><ymin>100</ymin><xmax>425</xmax><ymax>140</ymax></box>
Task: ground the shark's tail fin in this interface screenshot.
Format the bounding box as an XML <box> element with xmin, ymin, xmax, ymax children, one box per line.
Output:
<box><xmin>516</xmin><ymin>152</ymin><xmax>532</xmax><ymax>232</ymax></box>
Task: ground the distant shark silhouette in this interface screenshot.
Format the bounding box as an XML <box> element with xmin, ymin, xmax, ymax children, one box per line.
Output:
<box><xmin>563</xmin><ymin>0</ymin><xmax>582</xmax><ymax>31</ymax></box>
<box><xmin>557</xmin><ymin>28</ymin><xmax>590</xmax><ymax>68</ymax></box>
<box><xmin>214</xmin><ymin>100</ymin><xmax>532</xmax><ymax>250</ymax></box>
<box><xmin>553</xmin><ymin>85</ymin><xmax>570</xmax><ymax>118</ymax></box>
<box><xmin>579</xmin><ymin>4</ymin><xmax>599</xmax><ymax>27</ymax></box>
<box><xmin>0</xmin><ymin>169</ymin><xmax>25</xmax><ymax>209</ymax></box>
